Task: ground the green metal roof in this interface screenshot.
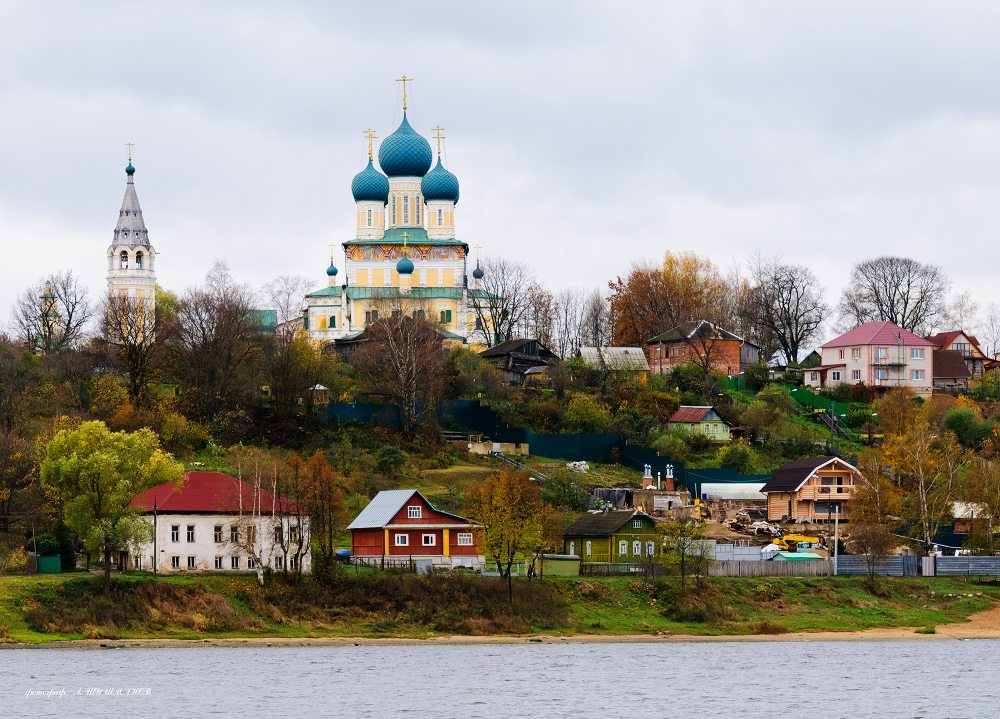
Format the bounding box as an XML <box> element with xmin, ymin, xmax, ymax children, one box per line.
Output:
<box><xmin>773</xmin><ymin>551</ymin><xmax>824</xmax><ymax>561</ymax></box>
<box><xmin>343</xmin><ymin>227</ymin><xmax>466</xmax><ymax>247</ymax></box>
<box><xmin>345</xmin><ymin>286</ymin><xmax>465</xmax><ymax>300</ymax></box>
<box><xmin>306</xmin><ymin>286</ymin><xmax>343</xmax><ymax>298</ymax></box>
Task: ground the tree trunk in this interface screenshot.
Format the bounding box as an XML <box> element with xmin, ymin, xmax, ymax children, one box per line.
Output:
<box><xmin>103</xmin><ymin>547</ymin><xmax>112</xmax><ymax>584</ymax></box>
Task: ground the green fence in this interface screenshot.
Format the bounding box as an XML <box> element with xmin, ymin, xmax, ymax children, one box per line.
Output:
<box><xmin>789</xmin><ymin>387</ymin><xmax>849</xmax><ymax>417</ymax></box>
<box><xmin>37</xmin><ymin>555</ymin><xmax>61</xmax><ymax>574</ymax></box>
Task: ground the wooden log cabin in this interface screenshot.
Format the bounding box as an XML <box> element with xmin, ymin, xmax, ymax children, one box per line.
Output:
<box><xmin>760</xmin><ymin>457</ymin><xmax>861</xmax><ymax>523</ymax></box>
<box><xmin>561</xmin><ymin>510</ymin><xmax>660</xmax><ymax>563</ymax></box>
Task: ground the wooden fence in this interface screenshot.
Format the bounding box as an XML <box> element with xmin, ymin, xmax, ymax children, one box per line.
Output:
<box><xmin>709</xmin><ymin>559</ymin><xmax>834</xmax><ymax>577</ymax></box>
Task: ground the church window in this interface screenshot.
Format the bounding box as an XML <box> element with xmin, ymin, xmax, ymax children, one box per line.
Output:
<box><xmin>122</xmin><ymin>230</ymin><xmax>128</xmax><ymax>239</ymax></box>
<box><xmin>439</xmin><ymin>310</ymin><xmax>452</xmax><ymax>325</ymax></box>
<box><xmin>415</xmin><ymin>196</ymin><xmax>421</xmax><ymax>224</ymax></box>
<box><xmin>391</xmin><ymin>310</ymin><xmax>402</xmax><ymax>318</ymax></box>
<box><xmin>136</xmin><ymin>251</ymin><xmax>143</xmax><ymax>269</ymax></box>
<box><xmin>364</xmin><ymin>309</ymin><xmax>378</xmax><ymax>324</ymax></box>
<box><xmin>475</xmin><ymin>316</ymin><xmax>483</xmax><ymax>330</ymax></box>
<box><xmin>403</xmin><ymin>196</ymin><xmax>409</xmax><ymax>224</ymax></box>
<box><xmin>367</xmin><ymin>209</ymin><xmax>372</xmax><ymax>226</ymax></box>
<box><xmin>120</xmin><ymin>251</ymin><xmax>128</xmax><ymax>269</ymax></box>
<box><xmin>391</xmin><ymin>198</ymin><xmax>397</xmax><ymax>225</ymax></box>
<box><xmin>438</xmin><ymin>209</ymin><xmax>443</xmax><ymax>225</ymax></box>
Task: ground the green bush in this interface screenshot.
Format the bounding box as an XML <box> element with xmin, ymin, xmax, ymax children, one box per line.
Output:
<box><xmin>943</xmin><ymin>407</ymin><xmax>994</xmax><ymax>449</ymax></box>
<box><xmin>651</xmin><ymin>429</ymin><xmax>692</xmax><ymax>462</ymax></box>
<box><xmin>375</xmin><ymin>445</ymin><xmax>409</xmax><ymax>475</ymax></box>
<box><xmin>562</xmin><ymin>394</ymin><xmax>613</xmax><ymax>434</ymax></box>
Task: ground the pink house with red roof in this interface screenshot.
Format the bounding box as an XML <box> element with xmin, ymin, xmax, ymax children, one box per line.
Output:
<box><xmin>803</xmin><ymin>321</ymin><xmax>934</xmax><ymax>396</ymax></box>
<box><xmin>130</xmin><ymin>471</ymin><xmax>310</xmax><ymax>575</ymax></box>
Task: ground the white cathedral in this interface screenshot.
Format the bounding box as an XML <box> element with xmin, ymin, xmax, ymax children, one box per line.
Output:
<box><xmin>102</xmin><ymin>81</ymin><xmax>491</xmax><ymax>348</ymax></box>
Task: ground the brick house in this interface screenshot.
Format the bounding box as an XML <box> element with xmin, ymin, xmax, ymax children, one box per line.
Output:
<box><xmin>760</xmin><ymin>457</ymin><xmax>861</xmax><ymax>522</ymax></box>
<box><xmin>802</xmin><ymin>321</ymin><xmax>933</xmax><ymax>396</ymax></box>
<box><xmin>926</xmin><ymin>330</ymin><xmax>989</xmax><ymax>379</ymax></box>
<box><xmin>646</xmin><ymin>320</ymin><xmax>760</xmax><ymax>377</ymax></box>
<box><xmin>348</xmin><ymin>489</ymin><xmax>483</xmax><ymax>569</ymax></box>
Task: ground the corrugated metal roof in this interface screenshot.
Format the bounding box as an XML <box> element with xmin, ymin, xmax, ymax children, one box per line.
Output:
<box><xmin>562</xmin><ymin>510</ymin><xmax>649</xmax><ymax>536</ymax></box>
<box><xmin>131</xmin><ymin>472</ymin><xmax>301</xmax><ymax>514</ymax></box>
<box><xmin>699</xmin><ymin>482</ymin><xmax>767</xmax><ymax>501</ymax></box>
<box><xmin>347</xmin><ymin>489</ymin><xmax>421</xmax><ymax>530</ymax></box>
<box><xmin>670</xmin><ymin>406</ymin><xmax>713</xmax><ymax>423</ymax></box>
<box><xmin>578</xmin><ymin>346</ymin><xmax>650</xmax><ymax>371</ymax></box>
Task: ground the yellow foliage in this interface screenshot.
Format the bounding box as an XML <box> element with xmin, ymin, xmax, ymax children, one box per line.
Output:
<box><xmin>954</xmin><ymin>394</ymin><xmax>983</xmax><ymax>419</ymax></box>
<box><xmin>90</xmin><ymin>376</ymin><xmax>129</xmax><ymax>419</ymax></box>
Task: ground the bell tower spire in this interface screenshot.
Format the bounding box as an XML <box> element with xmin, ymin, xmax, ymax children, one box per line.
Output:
<box><xmin>106</xmin><ymin>151</ymin><xmax>156</xmax><ymax>330</ymax></box>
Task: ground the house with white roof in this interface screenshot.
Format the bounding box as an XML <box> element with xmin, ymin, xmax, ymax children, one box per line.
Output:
<box><xmin>802</xmin><ymin>321</ymin><xmax>934</xmax><ymax>396</ymax></box>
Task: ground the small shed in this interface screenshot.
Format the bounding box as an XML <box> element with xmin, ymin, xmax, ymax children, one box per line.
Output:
<box><xmin>540</xmin><ymin>554</ymin><xmax>581</xmax><ymax>577</ymax></box>
<box><xmin>772</xmin><ymin>551</ymin><xmax>823</xmax><ymax>561</ymax></box>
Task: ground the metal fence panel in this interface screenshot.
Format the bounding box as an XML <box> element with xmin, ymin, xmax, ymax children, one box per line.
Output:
<box><xmin>936</xmin><ymin>556</ymin><xmax>1000</xmax><ymax>576</ymax></box>
<box><xmin>836</xmin><ymin>556</ymin><xmax>904</xmax><ymax>576</ymax></box>
<box><xmin>709</xmin><ymin>560</ymin><xmax>833</xmax><ymax>577</ymax></box>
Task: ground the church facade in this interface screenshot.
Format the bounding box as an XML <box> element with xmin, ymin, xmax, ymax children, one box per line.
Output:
<box><xmin>301</xmin><ymin>85</ymin><xmax>490</xmax><ymax>350</ymax></box>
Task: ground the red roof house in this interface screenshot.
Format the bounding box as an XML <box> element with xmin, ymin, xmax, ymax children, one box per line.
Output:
<box><xmin>347</xmin><ymin>489</ymin><xmax>483</xmax><ymax>569</ymax></box>
<box><xmin>806</xmin><ymin>321</ymin><xmax>934</xmax><ymax>396</ymax></box>
<box><xmin>926</xmin><ymin>330</ymin><xmax>989</xmax><ymax>379</ymax></box>
<box><xmin>131</xmin><ymin>471</ymin><xmax>301</xmax><ymax>515</ymax></box>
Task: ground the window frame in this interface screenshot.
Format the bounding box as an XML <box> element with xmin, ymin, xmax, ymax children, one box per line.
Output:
<box><xmin>456</xmin><ymin>533</ymin><xmax>473</xmax><ymax>546</ymax></box>
<box><xmin>646</xmin><ymin>541</ymin><xmax>655</xmax><ymax>556</ymax></box>
<box><xmin>633</xmin><ymin>519</ymin><xmax>642</xmax><ymax>529</ymax></box>
<box><xmin>852</xmin><ymin>369</ymin><xmax>861</xmax><ymax>380</ymax></box>
<box><xmin>186</xmin><ymin>525</ymin><xmax>195</xmax><ymax>543</ymax></box>
<box><xmin>187</xmin><ymin>556</ymin><xmax>196</xmax><ymax>569</ymax></box>
<box><xmin>171</xmin><ymin>555</ymin><xmax>180</xmax><ymax>569</ymax></box>
<box><xmin>395</xmin><ymin>533</ymin><xmax>409</xmax><ymax>547</ymax></box>
<box><xmin>231</xmin><ymin>556</ymin><xmax>240</xmax><ymax>569</ymax></box>
<box><xmin>408</xmin><ymin>505</ymin><xmax>422</xmax><ymax>519</ymax></box>
<box><xmin>214</xmin><ymin>556</ymin><xmax>223</xmax><ymax>569</ymax></box>
<box><xmin>911</xmin><ymin>348</ymin><xmax>924</xmax><ymax>359</ymax></box>
<box><xmin>618</xmin><ymin>540</ymin><xmax>627</xmax><ymax>555</ymax></box>
<box><xmin>422</xmin><ymin>533</ymin><xmax>436</xmax><ymax>547</ymax></box>
<box><xmin>831</xmin><ymin>371</ymin><xmax>841</xmax><ymax>381</ymax></box>
<box><xmin>171</xmin><ymin>525</ymin><xmax>180</xmax><ymax>542</ymax></box>
<box><xmin>214</xmin><ymin>525</ymin><xmax>223</xmax><ymax>543</ymax></box>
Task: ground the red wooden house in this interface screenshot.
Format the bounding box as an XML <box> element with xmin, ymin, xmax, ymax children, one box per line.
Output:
<box><xmin>348</xmin><ymin>489</ymin><xmax>484</xmax><ymax>570</ymax></box>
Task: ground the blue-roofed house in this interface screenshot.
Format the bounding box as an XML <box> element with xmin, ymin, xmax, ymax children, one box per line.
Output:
<box><xmin>347</xmin><ymin>489</ymin><xmax>483</xmax><ymax>569</ymax></box>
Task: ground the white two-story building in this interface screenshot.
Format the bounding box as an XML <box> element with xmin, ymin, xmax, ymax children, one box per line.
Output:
<box><xmin>129</xmin><ymin>471</ymin><xmax>310</xmax><ymax>575</ymax></box>
<box><xmin>803</xmin><ymin>321</ymin><xmax>934</xmax><ymax>396</ymax></box>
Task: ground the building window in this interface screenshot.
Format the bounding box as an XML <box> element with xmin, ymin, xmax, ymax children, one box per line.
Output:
<box><xmin>703</xmin><ymin>423</ymin><xmax>710</xmax><ymax>433</ymax></box>
<box><xmin>214</xmin><ymin>556</ymin><xmax>223</xmax><ymax>569</ymax></box>
<box><xmin>618</xmin><ymin>540</ymin><xmax>627</xmax><ymax>555</ymax></box>
<box><xmin>171</xmin><ymin>555</ymin><xmax>180</xmax><ymax>569</ymax></box>
<box><xmin>439</xmin><ymin>309</ymin><xmax>452</xmax><ymax>324</ymax></box>
<box><xmin>569</xmin><ymin>541</ymin><xmax>575</xmax><ymax>556</ymax></box>
<box><xmin>408</xmin><ymin>505</ymin><xmax>421</xmax><ymax>518</ymax></box>
<box><xmin>120</xmin><ymin>250</ymin><xmax>128</xmax><ymax>269</ymax></box>
<box><xmin>852</xmin><ymin>348</ymin><xmax>861</xmax><ymax>359</ymax></box>
<box><xmin>712</xmin><ymin>423</ymin><xmax>718</xmax><ymax>433</ymax></box>
<box><xmin>875</xmin><ymin>368</ymin><xmax>888</xmax><ymax>380</ymax></box>
<box><xmin>831</xmin><ymin>371</ymin><xmax>841</xmax><ymax>381</ymax></box>
<box><xmin>403</xmin><ymin>196</ymin><xmax>409</xmax><ymax>224</ymax></box>
<box><xmin>290</xmin><ymin>556</ymin><xmax>297</xmax><ymax>571</ymax></box>
<box><xmin>231</xmin><ymin>556</ymin><xmax>240</xmax><ymax>569</ymax></box>
<box><xmin>852</xmin><ymin>370</ymin><xmax>861</xmax><ymax>380</ymax></box>
<box><xmin>953</xmin><ymin>342</ymin><xmax>971</xmax><ymax>356</ymax></box>
<box><xmin>187</xmin><ymin>556</ymin><xmax>196</xmax><ymax>569</ymax></box>
<box><xmin>457</xmin><ymin>533</ymin><xmax>473</xmax><ymax>545</ymax></box>
<box><xmin>875</xmin><ymin>347</ymin><xmax>887</xmax><ymax>364</ymax></box>
<box><xmin>230</xmin><ymin>526</ymin><xmax>239</xmax><ymax>543</ymax></box>
<box><xmin>646</xmin><ymin>541</ymin><xmax>655</xmax><ymax>556</ymax></box>
<box><xmin>810</xmin><ymin>372</ymin><xmax>818</xmax><ymax>382</ymax></box>
<box><xmin>214</xmin><ymin>525</ymin><xmax>223</xmax><ymax>543</ymax></box>
<box><xmin>171</xmin><ymin>525</ymin><xmax>179</xmax><ymax>542</ymax></box>
<box><xmin>289</xmin><ymin>526</ymin><xmax>299</xmax><ymax>542</ymax></box>
<box><xmin>422</xmin><ymin>534</ymin><xmax>436</xmax><ymax>547</ymax></box>
<box><xmin>247</xmin><ymin>526</ymin><xmax>256</xmax><ymax>545</ymax></box>
<box><xmin>475</xmin><ymin>316</ymin><xmax>483</xmax><ymax>330</ymax></box>
<box><xmin>364</xmin><ymin>309</ymin><xmax>378</xmax><ymax>324</ymax></box>
<box><xmin>585</xmin><ymin>540</ymin><xmax>592</xmax><ymax>556</ymax></box>
<box><xmin>911</xmin><ymin>369</ymin><xmax>925</xmax><ymax>380</ymax></box>
<box><xmin>415</xmin><ymin>196</ymin><xmax>421</xmax><ymax>224</ymax></box>
<box><xmin>632</xmin><ymin>541</ymin><xmax>641</xmax><ymax>556</ymax></box>
<box><xmin>274</xmin><ymin>556</ymin><xmax>284</xmax><ymax>570</ymax></box>
<box><xmin>838</xmin><ymin>349</ymin><xmax>845</xmax><ymax>359</ymax></box>
<box><xmin>633</xmin><ymin>519</ymin><xmax>642</xmax><ymax>529</ymax></box>
<box><xmin>391</xmin><ymin>198</ymin><xmax>397</xmax><ymax>225</ymax></box>
<box><xmin>395</xmin><ymin>534</ymin><xmax>409</xmax><ymax>546</ymax></box>
<box><xmin>367</xmin><ymin>209</ymin><xmax>372</xmax><ymax>226</ymax></box>
<box><xmin>187</xmin><ymin>525</ymin><xmax>195</xmax><ymax>542</ymax></box>
<box><xmin>911</xmin><ymin>348</ymin><xmax>924</xmax><ymax>359</ymax></box>
<box><xmin>247</xmin><ymin>557</ymin><xmax>256</xmax><ymax>569</ymax></box>
<box><xmin>134</xmin><ymin>556</ymin><xmax>142</xmax><ymax>569</ymax></box>
<box><xmin>135</xmin><ymin>251</ymin><xmax>143</xmax><ymax>269</ymax></box>
<box><xmin>437</xmin><ymin>208</ymin><xmax>443</xmax><ymax>225</ymax></box>
<box><xmin>274</xmin><ymin>526</ymin><xmax>283</xmax><ymax>544</ymax></box>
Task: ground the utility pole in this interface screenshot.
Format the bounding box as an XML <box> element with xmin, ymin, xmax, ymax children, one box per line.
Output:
<box><xmin>833</xmin><ymin>505</ymin><xmax>839</xmax><ymax>576</ymax></box>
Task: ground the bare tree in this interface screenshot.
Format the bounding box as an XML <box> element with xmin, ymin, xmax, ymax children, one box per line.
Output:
<box><xmin>940</xmin><ymin>291</ymin><xmax>981</xmax><ymax>335</ymax></box>
<box><xmin>12</xmin><ymin>270</ymin><xmax>93</xmax><ymax>354</ymax></box>
<box><xmin>553</xmin><ymin>288</ymin><xmax>584</xmax><ymax>358</ymax></box>
<box><xmin>837</xmin><ymin>256</ymin><xmax>949</xmax><ymax>334</ymax></box>
<box><xmin>263</xmin><ymin>275</ymin><xmax>314</xmax><ymax>325</ymax></box>
<box><xmin>174</xmin><ymin>263</ymin><xmax>264</xmax><ymax>422</ymax></box>
<box><xmin>579</xmin><ymin>289</ymin><xmax>611</xmax><ymax>348</ymax></box>
<box><xmin>0</xmin><ymin>340</ymin><xmax>33</xmax><ymax>434</ymax></box>
<box><xmin>746</xmin><ymin>255</ymin><xmax>827</xmax><ymax>364</ymax></box>
<box><xmin>471</xmin><ymin>256</ymin><xmax>536</xmax><ymax>347</ymax></box>
<box><xmin>351</xmin><ymin>306</ymin><xmax>448</xmax><ymax>434</ymax></box>
<box><xmin>100</xmin><ymin>291</ymin><xmax>159</xmax><ymax>405</ymax></box>
<box><xmin>517</xmin><ymin>282</ymin><xmax>555</xmax><ymax>346</ymax></box>
<box><xmin>981</xmin><ymin>302</ymin><xmax>1000</xmax><ymax>359</ymax></box>
<box><xmin>850</xmin><ymin>522</ymin><xmax>897</xmax><ymax>589</ymax></box>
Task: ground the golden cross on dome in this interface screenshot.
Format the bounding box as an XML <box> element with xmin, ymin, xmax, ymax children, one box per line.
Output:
<box><xmin>125</xmin><ymin>141</ymin><xmax>134</xmax><ymax>162</ymax></box>
<box><xmin>363</xmin><ymin>129</ymin><xmax>377</xmax><ymax>160</ymax></box>
<box><xmin>431</xmin><ymin>126</ymin><xmax>445</xmax><ymax>156</ymax></box>
<box><xmin>396</xmin><ymin>75</ymin><xmax>413</xmax><ymax>110</ymax></box>
<box><xmin>474</xmin><ymin>244</ymin><xmax>481</xmax><ymax>263</ymax></box>
<box><xmin>402</xmin><ymin>231</ymin><xmax>409</xmax><ymax>248</ymax></box>
<box><xmin>329</xmin><ymin>242</ymin><xmax>336</xmax><ymax>260</ymax></box>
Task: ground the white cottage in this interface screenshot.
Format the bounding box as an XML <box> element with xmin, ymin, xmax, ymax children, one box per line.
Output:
<box><xmin>129</xmin><ymin>471</ymin><xmax>311</xmax><ymax>575</ymax></box>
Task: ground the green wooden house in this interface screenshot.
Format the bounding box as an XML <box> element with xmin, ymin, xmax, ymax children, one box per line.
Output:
<box><xmin>667</xmin><ymin>406</ymin><xmax>732</xmax><ymax>442</ymax></box>
<box><xmin>562</xmin><ymin>510</ymin><xmax>660</xmax><ymax>563</ymax></box>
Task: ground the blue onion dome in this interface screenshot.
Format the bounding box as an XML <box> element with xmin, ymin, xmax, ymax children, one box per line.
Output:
<box><xmin>472</xmin><ymin>262</ymin><xmax>484</xmax><ymax>280</ymax></box>
<box><xmin>396</xmin><ymin>255</ymin><xmax>414</xmax><ymax>275</ymax></box>
<box><xmin>378</xmin><ymin>113</ymin><xmax>433</xmax><ymax>177</ymax></box>
<box><xmin>421</xmin><ymin>157</ymin><xmax>460</xmax><ymax>205</ymax></box>
<box><xmin>326</xmin><ymin>261</ymin><xmax>338</xmax><ymax>277</ymax></box>
<box><xmin>351</xmin><ymin>159</ymin><xmax>390</xmax><ymax>203</ymax></box>
<box><xmin>126</xmin><ymin>163</ymin><xmax>135</xmax><ymax>175</ymax></box>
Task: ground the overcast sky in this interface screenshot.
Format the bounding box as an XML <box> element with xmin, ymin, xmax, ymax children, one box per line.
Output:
<box><xmin>3</xmin><ymin>1</ymin><xmax>1000</xmax><ymax>341</ymax></box>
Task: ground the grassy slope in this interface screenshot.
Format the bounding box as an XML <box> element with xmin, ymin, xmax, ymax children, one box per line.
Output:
<box><xmin>1</xmin><ymin>573</ymin><xmax>997</xmax><ymax>644</ymax></box>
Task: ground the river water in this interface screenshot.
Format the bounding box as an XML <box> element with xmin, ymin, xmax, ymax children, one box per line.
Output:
<box><xmin>2</xmin><ymin>639</ymin><xmax>997</xmax><ymax>718</ymax></box>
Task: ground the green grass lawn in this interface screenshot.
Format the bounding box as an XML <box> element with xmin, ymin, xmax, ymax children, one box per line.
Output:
<box><xmin>2</xmin><ymin>572</ymin><xmax>997</xmax><ymax>643</ymax></box>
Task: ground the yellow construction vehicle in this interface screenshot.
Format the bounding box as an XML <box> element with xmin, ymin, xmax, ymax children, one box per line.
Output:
<box><xmin>775</xmin><ymin>534</ymin><xmax>822</xmax><ymax>551</ymax></box>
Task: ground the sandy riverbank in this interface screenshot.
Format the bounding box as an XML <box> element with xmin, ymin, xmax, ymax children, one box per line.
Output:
<box><xmin>7</xmin><ymin>606</ymin><xmax>1000</xmax><ymax>649</ymax></box>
